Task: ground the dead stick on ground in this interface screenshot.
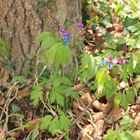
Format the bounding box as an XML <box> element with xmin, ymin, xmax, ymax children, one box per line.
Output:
<box><xmin>72</xmin><ymin>96</ymin><xmax>96</xmax><ymax>126</ymax></box>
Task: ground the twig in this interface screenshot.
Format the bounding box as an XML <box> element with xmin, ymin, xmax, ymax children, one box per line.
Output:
<box><xmin>72</xmin><ymin>96</ymin><xmax>96</xmax><ymax>126</ymax></box>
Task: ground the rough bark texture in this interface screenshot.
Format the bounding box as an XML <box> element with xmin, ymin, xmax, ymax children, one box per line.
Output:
<box><xmin>0</xmin><ymin>0</ymin><xmax>82</xmax><ymax>74</ymax></box>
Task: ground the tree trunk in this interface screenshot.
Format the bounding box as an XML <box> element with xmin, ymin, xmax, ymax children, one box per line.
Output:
<box><xmin>0</xmin><ymin>0</ymin><xmax>82</xmax><ymax>74</ymax></box>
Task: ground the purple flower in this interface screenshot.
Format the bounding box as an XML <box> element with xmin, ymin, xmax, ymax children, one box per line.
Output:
<box><xmin>108</xmin><ymin>64</ymin><xmax>113</xmax><ymax>70</ymax></box>
<box><xmin>76</xmin><ymin>22</ymin><xmax>84</xmax><ymax>29</ymax></box>
<box><xmin>117</xmin><ymin>58</ymin><xmax>127</xmax><ymax>65</ymax></box>
<box><xmin>59</xmin><ymin>28</ymin><xmax>65</xmax><ymax>33</ymax></box>
<box><xmin>106</xmin><ymin>55</ymin><xmax>113</xmax><ymax>62</ymax></box>
<box><xmin>112</xmin><ymin>58</ymin><xmax>118</xmax><ymax>64</ymax></box>
<box><xmin>62</xmin><ymin>32</ymin><xmax>72</xmax><ymax>38</ymax></box>
<box><xmin>59</xmin><ymin>28</ymin><xmax>72</xmax><ymax>38</ymax></box>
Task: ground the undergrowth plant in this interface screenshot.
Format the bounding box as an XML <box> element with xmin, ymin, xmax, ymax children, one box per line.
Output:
<box><xmin>2</xmin><ymin>0</ymin><xmax>140</xmax><ymax>139</ymax></box>
<box><xmin>28</xmin><ymin>27</ymin><xmax>83</xmax><ymax>139</ymax></box>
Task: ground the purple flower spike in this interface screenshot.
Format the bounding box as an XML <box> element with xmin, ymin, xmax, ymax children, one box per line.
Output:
<box><xmin>106</xmin><ymin>55</ymin><xmax>113</xmax><ymax>62</ymax></box>
<box><xmin>108</xmin><ymin>64</ymin><xmax>113</xmax><ymax>70</ymax></box>
<box><xmin>76</xmin><ymin>22</ymin><xmax>84</xmax><ymax>29</ymax></box>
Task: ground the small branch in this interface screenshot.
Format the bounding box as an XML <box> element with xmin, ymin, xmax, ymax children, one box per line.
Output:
<box><xmin>72</xmin><ymin>96</ymin><xmax>96</xmax><ymax>126</ymax></box>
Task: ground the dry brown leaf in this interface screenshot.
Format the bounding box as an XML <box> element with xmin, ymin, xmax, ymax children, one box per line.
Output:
<box><xmin>93</xmin><ymin>112</ymin><xmax>105</xmax><ymax>122</ymax></box>
<box><xmin>93</xmin><ymin>120</ymin><xmax>105</xmax><ymax>140</ymax></box>
<box><xmin>81</xmin><ymin>124</ymin><xmax>95</xmax><ymax>140</ymax></box>
<box><xmin>72</xmin><ymin>84</ymin><xmax>90</xmax><ymax>93</ymax></box>
<box><xmin>25</xmin><ymin>118</ymin><xmax>41</xmax><ymax>132</ymax></box>
<box><xmin>72</xmin><ymin>100</ymin><xmax>81</xmax><ymax>115</ymax></box>
<box><xmin>92</xmin><ymin>100</ymin><xmax>106</xmax><ymax>112</ymax></box>
<box><xmin>0</xmin><ymin>128</ymin><xmax>5</xmax><ymax>140</ymax></box>
<box><xmin>0</xmin><ymin>97</ymin><xmax>5</xmax><ymax>106</ymax></box>
<box><xmin>0</xmin><ymin>68</ymin><xmax>10</xmax><ymax>83</ymax></box>
<box><xmin>106</xmin><ymin>107</ymin><xmax>123</xmax><ymax>123</ymax></box>
<box><xmin>134</xmin><ymin>116</ymin><xmax>140</xmax><ymax>125</ymax></box>
<box><xmin>17</xmin><ymin>87</ymin><xmax>30</xmax><ymax>99</ymax></box>
<box><xmin>81</xmin><ymin>93</ymin><xmax>92</xmax><ymax>106</ymax></box>
<box><xmin>70</xmin><ymin>125</ymin><xmax>78</xmax><ymax>140</ymax></box>
<box><xmin>6</xmin><ymin>131</ymin><xmax>20</xmax><ymax>138</ymax></box>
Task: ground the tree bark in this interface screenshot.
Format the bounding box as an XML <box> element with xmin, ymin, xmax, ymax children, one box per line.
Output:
<box><xmin>0</xmin><ymin>0</ymin><xmax>82</xmax><ymax>74</ymax></box>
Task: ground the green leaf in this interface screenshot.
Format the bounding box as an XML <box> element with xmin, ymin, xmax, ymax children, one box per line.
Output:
<box><xmin>114</xmin><ymin>92</ymin><xmax>123</xmax><ymax>106</ymax></box>
<box><xmin>44</xmin><ymin>43</ymin><xmax>57</xmax><ymax>66</ymax></box>
<box><xmin>104</xmin><ymin>33</ymin><xmax>113</xmax><ymax>41</ymax></box>
<box><xmin>50</xmin><ymin>88</ymin><xmax>64</xmax><ymax>106</ymax></box>
<box><xmin>119</xmin><ymin>132</ymin><xmax>135</xmax><ymax>140</ymax></box>
<box><xmin>11</xmin><ymin>76</ymin><xmax>27</xmax><ymax>85</ymax></box>
<box><xmin>96</xmin><ymin>68</ymin><xmax>110</xmax><ymax>86</ymax></box>
<box><xmin>131</xmin><ymin>130</ymin><xmax>140</xmax><ymax>140</ymax></box>
<box><xmin>124</xmin><ymin>16</ymin><xmax>136</xmax><ymax>28</ymax></box>
<box><xmin>126</xmin><ymin>89</ymin><xmax>134</xmax><ymax>104</ymax></box>
<box><xmin>0</xmin><ymin>38</ymin><xmax>9</xmax><ymax>60</ymax></box>
<box><xmin>104</xmin><ymin>78</ymin><xmax>117</xmax><ymax>98</ymax></box>
<box><xmin>30</xmin><ymin>85</ymin><xmax>43</xmax><ymax>107</ymax></box>
<box><xmin>45</xmin><ymin>43</ymin><xmax>72</xmax><ymax>68</ymax></box>
<box><xmin>135</xmin><ymin>37</ymin><xmax>140</xmax><ymax>49</ymax></box>
<box><xmin>121</xmin><ymin>95</ymin><xmax>129</xmax><ymax>109</ymax></box>
<box><xmin>79</xmin><ymin>53</ymin><xmax>99</xmax><ymax>82</ymax></box>
<box><xmin>11</xmin><ymin>104</ymin><xmax>21</xmax><ymax>113</ymax></box>
<box><xmin>31</xmin><ymin>127</ymin><xmax>39</xmax><ymax>140</ymax></box>
<box><xmin>64</xmin><ymin>88</ymin><xmax>79</xmax><ymax>99</ymax></box>
<box><xmin>40</xmin><ymin>115</ymin><xmax>53</xmax><ymax>130</ymax></box>
<box><xmin>120</xmin><ymin>116</ymin><xmax>133</xmax><ymax>130</ymax></box>
<box><xmin>60</xmin><ymin>114</ymin><xmax>71</xmax><ymax>132</ymax></box>
<box><xmin>39</xmin><ymin>0</ymin><xmax>46</xmax><ymax>8</ymax></box>
<box><xmin>56</xmin><ymin>92</ymin><xmax>65</xmax><ymax>106</ymax></box>
<box><xmin>116</xmin><ymin>37</ymin><xmax>126</xmax><ymax>45</ymax></box>
<box><xmin>48</xmin><ymin>117</ymin><xmax>61</xmax><ymax>135</ymax></box>
<box><xmin>104</xmin><ymin>129</ymin><xmax>119</xmax><ymax>140</ymax></box>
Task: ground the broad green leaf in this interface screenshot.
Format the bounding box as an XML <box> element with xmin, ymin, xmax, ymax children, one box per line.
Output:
<box><xmin>96</xmin><ymin>68</ymin><xmax>109</xmax><ymax>86</ymax></box>
<box><xmin>104</xmin><ymin>78</ymin><xmax>117</xmax><ymax>98</ymax></box>
<box><xmin>45</xmin><ymin>43</ymin><xmax>72</xmax><ymax>68</ymax></box>
<box><xmin>45</xmin><ymin>44</ymin><xmax>57</xmax><ymax>66</ymax></box>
